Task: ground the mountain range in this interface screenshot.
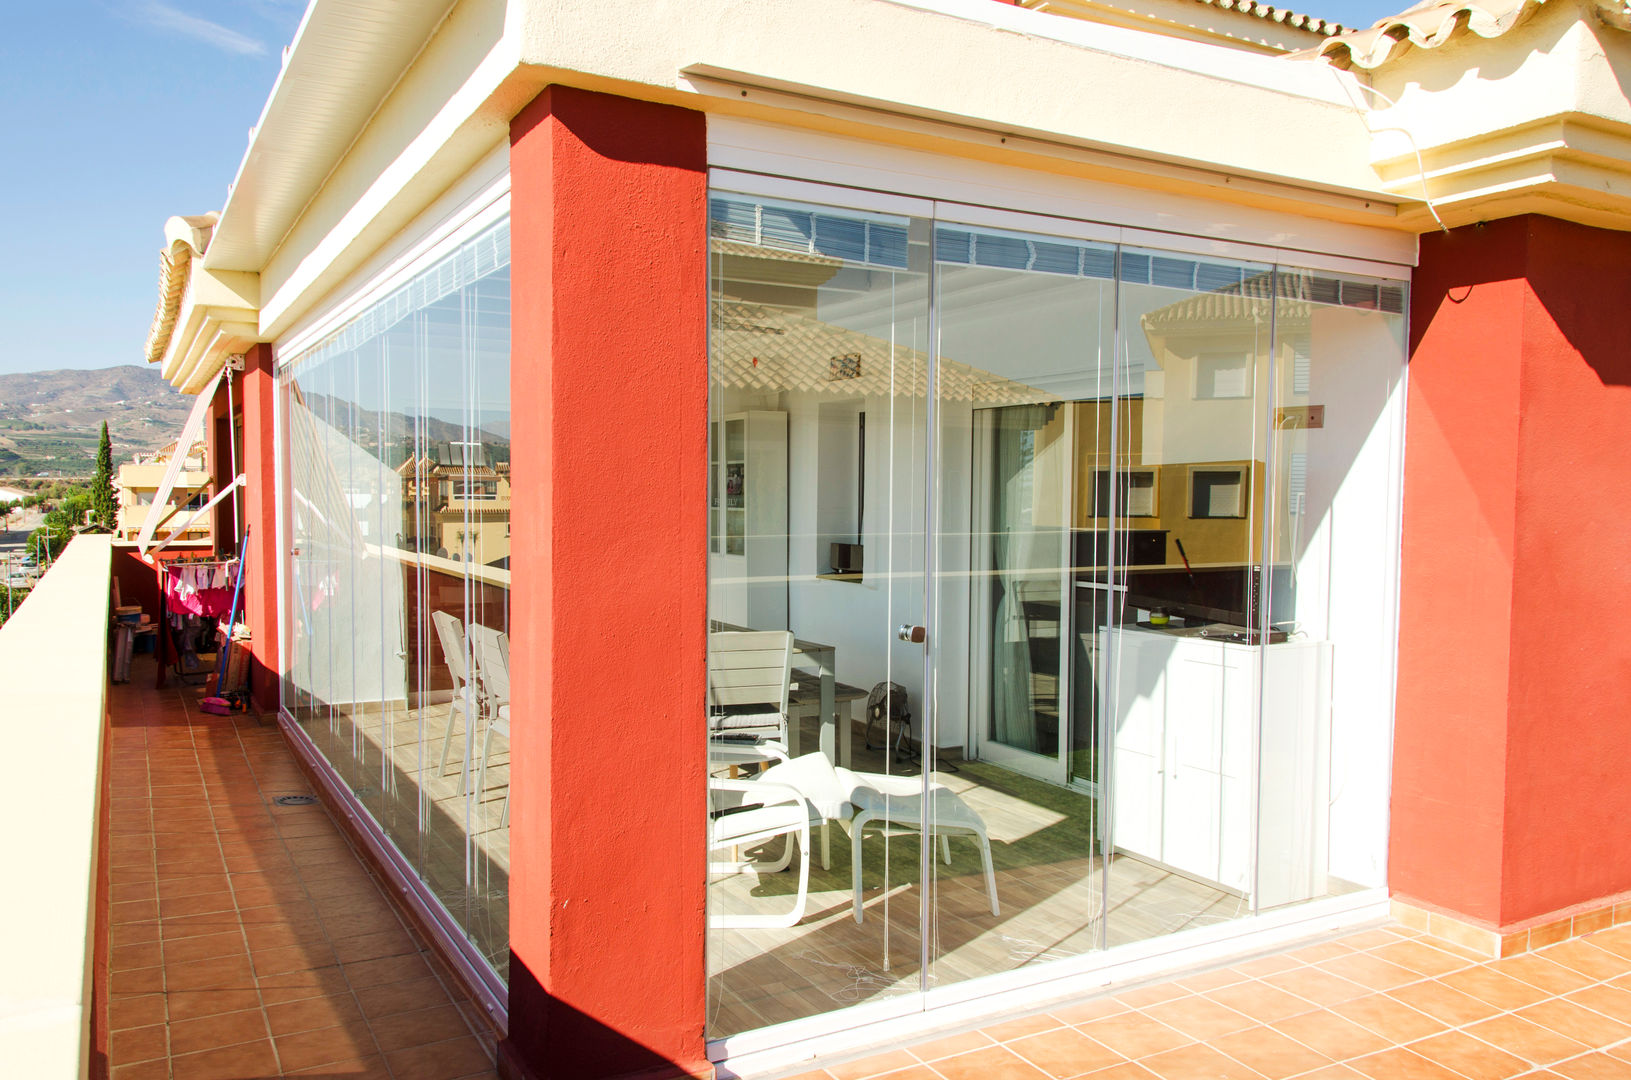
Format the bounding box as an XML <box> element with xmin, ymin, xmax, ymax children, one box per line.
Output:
<box><xmin>0</xmin><ymin>366</ymin><xmax>192</xmax><ymax>477</ymax></box>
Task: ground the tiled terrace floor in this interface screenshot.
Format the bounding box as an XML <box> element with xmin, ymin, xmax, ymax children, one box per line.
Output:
<box><xmin>785</xmin><ymin>920</ymin><xmax>1631</xmax><ymax>1080</ymax></box>
<box><xmin>104</xmin><ymin>659</ymin><xmax>500</xmax><ymax>1080</ymax></box>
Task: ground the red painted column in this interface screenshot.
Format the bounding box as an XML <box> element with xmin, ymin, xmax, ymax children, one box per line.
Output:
<box><xmin>505</xmin><ymin>86</ymin><xmax>710</xmax><ymax>1080</ymax></box>
<box><xmin>1393</xmin><ymin>215</ymin><xmax>1631</xmax><ymax>931</ymax></box>
<box><xmin>239</xmin><ymin>343</ymin><xmax>281</xmax><ymax>715</ymax></box>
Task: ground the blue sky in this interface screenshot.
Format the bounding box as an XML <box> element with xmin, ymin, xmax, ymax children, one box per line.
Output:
<box><xmin>0</xmin><ymin>2</ymin><xmax>304</xmax><ymax>376</ymax></box>
<box><xmin>0</xmin><ymin>0</ymin><xmax>1404</xmax><ymax>378</ymax></box>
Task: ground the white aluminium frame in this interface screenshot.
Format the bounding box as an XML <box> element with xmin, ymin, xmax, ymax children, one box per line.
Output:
<box><xmin>270</xmin><ymin>143</ymin><xmax>514</xmax><ymax>1028</ymax></box>
<box><xmin>705</xmin><ymin>154</ymin><xmax>1410</xmax><ymax>1075</ymax></box>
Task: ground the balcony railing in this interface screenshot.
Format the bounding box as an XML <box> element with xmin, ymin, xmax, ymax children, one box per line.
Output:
<box><xmin>0</xmin><ymin>535</ymin><xmax>112</xmax><ymax>1077</ymax></box>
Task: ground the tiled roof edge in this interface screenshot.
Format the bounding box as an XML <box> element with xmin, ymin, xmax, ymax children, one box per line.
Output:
<box><xmin>1299</xmin><ymin>0</ymin><xmax>1631</xmax><ymax>70</ymax></box>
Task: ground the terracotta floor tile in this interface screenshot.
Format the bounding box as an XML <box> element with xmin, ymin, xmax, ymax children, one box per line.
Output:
<box><xmin>1333</xmin><ymin>994</ymin><xmax>1446</xmax><ymax>1044</ymax></box>
<box><xmin>1118</xmin><ymin>984</ymin><xmax>1193</xmax><ymax>1009</ymax></box>
<box><xmin>1204</xmin><ymin>981</ymin><xmax>1317</xmax><ymax>1025</ymax></box>
<box><xmin>1347</xmin><ymin>1046</ymin><xmax>1467</xmax><ymax>1080</ymax></box>
<box><xmin>1283</xmin><ymin>943</ymin><xmax>1357</xmax><ymax>966</ymax></box>
<box><xmin>166</xmin><ymin>1008</ymin><xmax>270</xmax><ymax>1056</ymax></box>
<box><xmin>1079</xmin><ymin>1065</ymin><xmax>1159</xmax><ymax>1079</ymax></box>
<box><xmin>275</xmin><ymin>1023</ymin><xmax>377</xmax><ymax>1072</ymax></box>
<box><xmin>110</xmin><ymin>1061</ymin><xmax>170</xmax><ymax>1080</ymax></box>
<box><xmin>1055</xmin><ymin>998</ymin><xmax>1132</xmax><ymax>1026</ymax></box>
<box><xmin>107</xmin><ymin>993</ymin><xmax>167</xmax><ymax>1032</ymax></box>
<box><xmin>164</xmin><ymin>988</ymin><xmax>263</xmax><ymax>1022</ymax></box>
<box><xmin>1293</xmin><ymin>1067</ymin><xmax>1367</xmax><ymax>1080</ymax></box>
<box><xmin>353</xmin><ymin>974</ymin><xmax>453</xmax><ymax>1018</ymax></box>
<box><xmin>1232</xmin><ymin>954</ymin><xmax>1303</xmax><ymax>979</ymax></box>
<box><xmin>1141</xmin><ymin>995</ymin><xmax>1257</xmax><ymax>1041</ymax></box>
<box><xmin>1078</xmin><ymin>1012</ymin><xmax>1193</xmax><ymax>1060</ymax></box>
<box><xmin>342</xmin><ymin>951</ymin><xmax>434</xmax><ymax>989</ymax></box>
<box><xmin>1387</xmin><ymin>978</ymin><xmax>1504</xmax><ymax>1027</ymax></box>
<box><xmin>1489</xmin><ymin>954</ymin><xmax>1596</xmax><ymax>996</ymax></box>
<box><xmin>109</xmin><ymin>966</ymin><xmax>165</xmax><ymax>996</ymax></box>
<box><xmin>1007</xmin><ymin>1027</ymin><xmax>1128</xmax><ymax>1079</ymax></box>
<box><xmin>985</xmin><ymin>1014</ymin><xmax>1068</xmax><ymax>1041</ymax></box>
<box><xmin>109</xmin><ymin>1023</ymin><xmax>168</xmax><ymax>1066</ymax></box>
<box><xmin>932</xmin><ymin>1045</ymin><xmax>1052</xmax><ymax>1080</ymax></box>
<box><xmin>163</xmin><ymin>952</ymin><xmax>255</xmax><ymax>992</ymax></box>
<box><xmin>1137</xmin><ymin>1042</ymin><xmax>1266</xmax><ymax>1079</ymax></box>
<box><xmin>1516</xmin><ymin>999</ymin><xmax>1631</xmax><ymax>1048</ymax></box>
<box><xmin>330</xmin><ymin>927</ymin><xmax>418</xmax><ymax>964</ymax></box>
<box><xmin>170</xmin><ymin>1040</ymin><xmax>280</xmax><ymax>1080</ymax></box>
<box><xmin>111</xmin><ymin>941</ymin><xmax>163</xmax><ymax>972</ymax></box>
<box><xmin>383</xmin><ymin>1036</ymin><xmax>498</xmax><ymax>1080</ymax></box>
<box><xmin>265</xmin><ymin>993</ymin><xmax>365</xmax><ymax>1037</ymax></box>
<box><xmin>1536</xmin><ymin>942</ymin><xmax>1630</xmax><ymax>982</ymax></box>
<box><xmin>1550</xmin><ymin>1052</ymin><xmax>1631</xmax><ymax>1080</ymax></box>
<box><xmin>1464</xmin><ymin>1014</ymin><xmax>1588</xmax><ymax>1066</ymax></box>
<box><xmin>250</xmin><ymin>941</ymin><xmax>337</xmax><ymax>977</ymax></box>
<box><xmin>287</xmin><ymin>1052</ymin><xmax>395</xmax><ymax>1078</ymax></box>
<box><xmin>1370</xmin><ymin>940</ymin><xmax>1475</xmax><ymax>978</ymax></box>
<box><xmin>1272</xmin><ymin>1009</ymin><xmax>1392</xmax><ymax>1061</ymax></box>
<box><xmin>908</xmin><ymin>1029</ymin><xmax>995</xmax><ymax>1061</ymax></box>
<box><xmin>1174</xmin><ymin>968</ymin><xmax>1250</xmax><ymax>995</ymax></box>
<box><xmin>1209</xmin><ymin>1025</ymin><xmax>1332</xmax><ymax>1078</ymax></box>
<box><xmin>1562</xmin><ymin>982</ymin><xmax>1631</xmax><ymax>1023</ymax></box>
<box><xmin>1259</xmin><ymin>967</ymin><xmax>1369</xmax><ymax>1008</ymax></box>
<box><xmin>1441</xmin><ymin>965</ymin><xmax>1554</xmax><ymax>1011</ymax></box>
<box><xmin>827</xmin><ymin>1050</ymin><xmax>916</xmax><ymax>1080</ymax></box>
<box><xmin>162</xmin><ymin>931</ymin><xmax>248</xmax><ymax>965</ymax></box>
<box><xmin>1406</xmin><ymin>1030</ymin><xmax>1528</xmax><ymax>1080</ymax></box>
<box><xmin>1317</xmin><ymin>953</ymin><xmax>1424</xmax><ymax>993</ymax></box>
<box><xmin>369</xmin><ymin>1003</ymin><xmax>478</xmax><ymax>1054</ymax></box>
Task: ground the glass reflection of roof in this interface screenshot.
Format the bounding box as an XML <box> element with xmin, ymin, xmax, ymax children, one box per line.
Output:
<box><xmin>711</xmin><ymin>299</ymin><xmax>1056</xmax><ymax>407</ymax></box>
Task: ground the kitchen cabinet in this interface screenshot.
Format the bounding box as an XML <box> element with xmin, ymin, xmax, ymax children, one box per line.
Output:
<box><xmin>1110</xmin><ymin>626</ymin><xmax>1331</xmax><ymax>907</ymax></box>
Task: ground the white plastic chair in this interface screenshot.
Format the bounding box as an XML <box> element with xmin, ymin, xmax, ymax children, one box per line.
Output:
<box><xmin>708</xmin><ymin>776</ymin><xmax>811</xmax><ymax>929</ymax></box>
<box><xmin>469</xmin><ymin>622</ymin><xmax>511</xmax><ymax>826</ymax></box>
<box><xmin>432</xmin><ymin>610</ymin><xmax>481</xmax><ymax>777</ymax></box>
<box><xmin>707</xmin><ymin>630</ymin><xmax>794</xmax><ymax>764</ymax></box>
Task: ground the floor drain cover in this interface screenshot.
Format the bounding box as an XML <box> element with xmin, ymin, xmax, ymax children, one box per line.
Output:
<box><xmin>273</xmin><ymin>794</ymin><xmax>318</xmax><ymax>806</ymax></box>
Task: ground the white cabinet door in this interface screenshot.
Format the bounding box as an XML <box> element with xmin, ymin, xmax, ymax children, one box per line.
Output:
<box><xmin>1162</xmin><ymin>647</ymin><xmax>1227</xmax><ymax>886</ymax></box>
<box><xmin>1111</xmin><ymin>630</ymin><xmax>1171</xmax><ymax>864</ymax></box>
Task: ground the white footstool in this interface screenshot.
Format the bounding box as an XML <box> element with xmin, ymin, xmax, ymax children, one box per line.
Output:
<box><xmin>841</xmin><ymin>767</ymin><xmax>1000</xmax><ymax>923</ymax></box>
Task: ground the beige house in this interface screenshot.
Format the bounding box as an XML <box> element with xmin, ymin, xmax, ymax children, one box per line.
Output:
<box><xmin>114</xmin><ymin>439</ymin><xmax>212</xmax><ymax>545</ymax></box>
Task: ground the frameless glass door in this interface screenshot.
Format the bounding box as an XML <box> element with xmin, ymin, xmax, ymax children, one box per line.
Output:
<box><xmin>704</xmin><ymin>191</ymin><xmax>932</xmax><ymax>1036</ymax></box>
<box><xmin>928</xmin><ymin>222</ymin><xmax>1119</xmax><ymax>983</ymax></box>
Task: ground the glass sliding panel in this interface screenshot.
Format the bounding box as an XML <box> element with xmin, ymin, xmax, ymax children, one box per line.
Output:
<box><xmin>929</xmin><ymin>223</ymin><xmax>1116</xmax><ymax>985</ymax></box>
<box><xmin>1107</xmin><ymin>248</ymin><xmax>1272</xmax><ymax>945</ymax></box>
<box><xmin>1256</xmin><ymin>269</ymin><xmax>1407</xmax><ymax>909</ymax></box>
<box><xmin>279</xmin><ymin>218</ymin><xmax>511</xmax><ymax>982</ymax></box>
<box><xmin>705</xmin><ymin>192</ymin><xmax>930</xmax><ymax>1037</ymax></box>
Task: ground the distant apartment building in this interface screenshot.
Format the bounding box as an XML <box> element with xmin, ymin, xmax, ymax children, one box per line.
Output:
<box><xmin>114</xmin><ymin>439</ymin><xmax>211</xmax><ymax>545</ymax></box>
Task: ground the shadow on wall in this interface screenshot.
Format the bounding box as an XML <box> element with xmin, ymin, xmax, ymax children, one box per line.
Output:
<box><xmin>504</xmin><ymin>960</ymin><xmax>712</xmax><ymax>1080</ymax></box>
<box><xmin>1523</xmin><ymin>217</ymin><xmax>1631</xmax><ymax>388</ymax></box>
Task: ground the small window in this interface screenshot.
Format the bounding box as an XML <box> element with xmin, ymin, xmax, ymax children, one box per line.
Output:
<box><xmin>1091</xmin><ymin>469</ymin><xmax>1157</xmax><ymax>518</ymax></box>
<box><xmin>1191</xmin><ymin>469</ymin><xmax>1246</xmax><ymax>519</ymax></box>
<box><xmin>1195</xmin><ymin>352</ymin><xmax>1250</xmax><ymax>400</ymax></box>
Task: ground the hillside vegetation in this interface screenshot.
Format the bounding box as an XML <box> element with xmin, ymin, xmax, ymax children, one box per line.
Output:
<box><xmin>0</xmin><ymin>366</ymin><xmax>191</xmax><ymax>476</ymax></box>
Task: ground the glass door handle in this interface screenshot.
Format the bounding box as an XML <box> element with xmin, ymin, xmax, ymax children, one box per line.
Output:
<box><xmin>897</xmin><ymin>624</ymin><xmax>927</xmax><ymax>644</ymax></box>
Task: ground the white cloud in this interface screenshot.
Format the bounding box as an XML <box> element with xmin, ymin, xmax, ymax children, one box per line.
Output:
<box><xmin>135</xmin><ymin>2</ymin><xmax>266</xmax><ymax>55</ymax></box>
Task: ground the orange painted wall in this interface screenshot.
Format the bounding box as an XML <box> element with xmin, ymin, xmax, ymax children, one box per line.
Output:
<box><xmin>239</xmin><ymin>343</ymin><xmax>281</xmax><ymax>714</ymax></box>
<box><xmin>506</xmin><ymin>86</ymin><xmax>711</xmax><ymax>1079</ymax></box>
<box><xmin>1393</xmin><ymin>216</ymin><xmax>1631</xmax><ymax>928</ymax></box>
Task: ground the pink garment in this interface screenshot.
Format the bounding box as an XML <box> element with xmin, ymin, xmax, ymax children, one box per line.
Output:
<box><xmin>164</xmin><ymin>577</ymin><xmax>236</xmax><ymax>617</ymax></box>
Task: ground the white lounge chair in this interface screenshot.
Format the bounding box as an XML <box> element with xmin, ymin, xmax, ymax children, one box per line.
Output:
<box><xmin>708</xmin><ymin>775</ymin><xmax>811</xmax><ymax>929</ymax></box>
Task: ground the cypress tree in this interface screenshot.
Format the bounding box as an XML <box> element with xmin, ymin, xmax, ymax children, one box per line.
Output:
<box><xmin>91</xmin><ymin>421</ymin><xmax>117</xmax><ymax>529</ymax></box>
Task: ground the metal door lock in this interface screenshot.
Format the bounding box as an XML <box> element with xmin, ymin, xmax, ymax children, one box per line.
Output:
<box><xmin>897</xmin><ymin>624</ymin><xmax>927</xmax><ymax>644</ymax></box>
